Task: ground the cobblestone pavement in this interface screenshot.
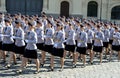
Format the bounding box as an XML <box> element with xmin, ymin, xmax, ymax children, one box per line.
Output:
<box><xmin>0</xmin><ymin>52</ymin><xmax>120</xmax><ymax>78</ymax></box>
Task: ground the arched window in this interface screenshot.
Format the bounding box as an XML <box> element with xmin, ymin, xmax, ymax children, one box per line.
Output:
<box><xmin>111</xmin><ymin>6</ymin><xmax>120</xmax><ymax>20</ymax></box>
<box><xmin>87</xmin><ymin>1</ymin><xmax>98</xmax><ymax>17</ymax></box>
<box><xmin>60</xmin><ymin>1</ymin><xmax>69</xmax><ymax>18</ymax></box>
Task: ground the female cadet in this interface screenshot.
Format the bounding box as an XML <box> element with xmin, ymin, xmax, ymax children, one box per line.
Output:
<box><xmin>74</xmin><ymin>20</ymin><xmax>81</xmax><ymax>61</ymax></box>
<box><xmin>0</xmin><ymin>14</ymin><xmax>5</xmax><ymax>60</ymax></box>
<box><xmin>16</xmin><ymin>21</ymin><xmax>40</xmax><ymax>74</ymax></box>
<box><xmin>35</xmin><ymin>20</ymin><xmax>44</xmax><ymax>55</ymax></box>
<box><xmin>109</xmin><ymin>24</ymin><xmax>115</xmax><ymax>52</ymax></box>
<box><xmin>23</xmin><ymin>18</ymin><xmax>29</xmax><ymax>34</ymax></box>
<box><xmin>63</xmin><ymin>20</ymin><xmax>70</xmax><ymax>58</ymax></box>
<box><xmin>103</xmin><ymin>24</ymin><xmax>110</xmax><ymax>59</ymax></box>
<box><xmin>0</xmin><ymin>18</ymin><xmax>3</xmax><ymax>60</ymax></box>
<box><xmin>13</xmin><ymin>20</ymin><xmax>25</xmax><ymax>61</ymax></box>
<box><xmin>50</xmin><ymin>23</ymin><xmax>65</xmax><ymax>71</ymax></box>
<box><xmin>92</xmin><ymin>25</ymin><xmax>104</xmax><ymax>64</ymax></box>
<box><xmin>64</xmin><ymin>23</ymin><xmax>76</xmax><ymax>67</ymax></box>
<box><xmin>76</xmin><ymin>24</ymin><xmax>88</xmax><ymax>67</ymax></box>
<box><xmin>40</xmin><ymin>20</ymin><xmax>54</xmax><ymax>67</ymax></box>
<box><xmin>109</xmin><ymin>27</ymin><xmax>120</xmax><ymax>61</ymax></box>
<box><xmin>86</xmin><ymin>23</ymin><xmax>94</xmax><ymax>64</ymax></box>
<box><xmin>2</xmin><ymin>18</ymin><xmax>15</xmax><ymax>68</ymax></box>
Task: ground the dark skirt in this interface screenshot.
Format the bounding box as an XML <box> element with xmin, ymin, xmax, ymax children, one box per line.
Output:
<box><xmin>24</xmin><ymin>49</ymin><xmax>38</xmax><ymax>59</ymax></box>
<box><xmin>2</xmin><ymin>43</ymin><xmax>14</xmax><ymax>52</ymax></box>
<box><xmin>92</xmin><ymin>40</ymin><xmax>94</xmax><ymax>45</ymax></box>
<box><xmin>37</xmin><ymin>43</ymin><xmax>44</xmax><ymax>51</ymax></box>
<box><xmin>0</xmin><ymin>41</ymin><xmax>2</xmax><ymax>50</ymax></box>
<box><xmin>109</xmin><ymin>39</ymin><xmax>113</xmax><ymax>44</ymax></box>
<box><xmin>76</xmin><ymin>47</ymin><xmax>87</xmax><ymax>55</ymax></box>
<box><xmin>87</xmin><ymin>43</ymin><xmax>93</xmax><ymax>50</ymax></box>
<box><xmin>112</xmin><ymin>45</ymin><xmax>120</xmax><ymax>51</ymax></box>
<box><xmin>93</xmin><ymin>46</ymin><xmax>103</xmax><ymax>53</ymax></box>
<box><xmin>14</xmin><ymin>45</ymin><xmax>25</xmax><ymax>55</ymax></box>
<box><xmin>52</xmin><ymin>48</ymin><xmax>64</xmax><ymax>57</ymax></box>
<box><xmin>75</xmin><ymin>40</ymin><xmax>77</xmax><ymax>46</ymax></box>
<box><xmin>103</xmin><ymin>42</ymin><xmax>109</xmax><ymax>48</ymax></box>
<box><xmin>64</xmin><ymin>38</ymin><xmax>67</xmax><ymax>45</ymax></box>
<box><xmin>44</xmin><ymin>45</ymin><xmax>53</xmax><ymax>54</ymax></box>
<box><xmin>64</xmin><ymin>42</ymin><xmax>66</xmax><ymax>46</ymax></box>
<box><xmin>65</xmin><ymin>45</ymin><xmax>76</xmax><ymax>52</ymax></box>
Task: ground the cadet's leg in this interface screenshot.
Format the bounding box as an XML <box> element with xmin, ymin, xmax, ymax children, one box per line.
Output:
<box><xmin>91</xmin><ymin>51</ymin><xmax>95</xmax><ymax>64</ymax></box>
<box><xmin>76</xmin><ymin>52</ymin><xmax>78</xmax><ymax>62</ymax></box>
<box><xmin>13</xmin><ymin>53</ymin><xmax>16</xmax><ymax>64</ymax></box>
<box><xmin>90</xmin><ymin>49</ymin><xmax>93</xmax><ymax>64</ymax></box>
<box><xmin>72</xmin><ymin>52</ymin><xmax>78</xmax><ymax>68</ymax></box>
<box><xmin>0</xmin><ymin>50</ymin><xmax>2</xmax><ymax>59</ymax></box>
<box><xmin>64</xmin><ymin>50</ymin><xmax>67</xmax><ymax>59</ymax></box>
<box><xmin>16</xmin><ymin>57</ymin><xmax>27</xmax><ymax>73</ymax></box>
<box><xmin>82</xmin><ymin>54</ymin><xmax>86</xmax><ymax>67</ymax></box>
<box><xmin>50</xmin><ymin>55</ymin><xmax>54</xmax><ymax>71</ymax></box>
<box><xmin>69</xmin><ymin>52</ymin><xmax>73</xmax><ymax>58</ymax></box>
<box><xmin>118</xmin><ymin>51</ymin><xmax>120</xmax><ymax>61</ymax></box>
<box><xmin>109</xmin><ymin>50</ymin><xmax>113</xmax><ymax>61</ymax></box>
<box><xmin>60</xmin><ymin>57</ymin><xmax>64</xmax><ymax>70</ymax></box>
<box><xmin>100</xmin><ymin>52</ymin><xmax>103</xmax><ymax>64</ymax></box>
<box><xmin>73</xmin><ymin>52</ymin><xmax>76</xmax><ymax>64</ymax></box>
<box><xmin>5</xmin><ymin>52</ymin><xmax>14</xmax><ymax>68</ymax></box>
<box><xmin>2</xmin><ymin>51</ymin><xmax>6</xmax><ymax>62</ymax></box>
<box><xmin>34</xmin><ymin>58</ymin><xmax>40</xmax><ymax>73</ymax></box>
<box><xmin>41</xmin><ymin>51</ymin><xmax>46</xmax><ymax>66</ymax></box>
<box><xmin>104</xmin><ymin>43</ymin><xmax>109</xmax><ymax>58</ymax></box>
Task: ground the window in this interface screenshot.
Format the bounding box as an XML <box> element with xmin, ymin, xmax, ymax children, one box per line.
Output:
<box><xmin>111</xmin><ymin>6</ymin><xmax>120</xmax><ymax>20</ymax></box>
<box><xmin>87</xmin><ymin>1</ymin><xmax>98</xmax><ymax>17</ymax></box>
<box><xmin>60</xmin><ymin>1</ymin><xmax>69</xmax><ymax>17</ymax></box>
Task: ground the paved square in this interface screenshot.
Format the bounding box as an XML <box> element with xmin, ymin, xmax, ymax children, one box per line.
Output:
<box><xmin>0</xmin><ymin>53</ymin><xmax>120</xmax><ymax>78</ymax></box>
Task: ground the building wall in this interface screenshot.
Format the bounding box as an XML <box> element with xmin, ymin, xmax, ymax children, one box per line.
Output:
<box><xmin>0</xmin><ymin>0</ymin><xmax>120</xmax><ymax>23</ymax></box>
<box><xmin>0</xmin><ymin>0</ymin><xmax>6</xmax><ymax>12</ymax></box>
<box><xmin>43</xmin><ymin>0</ymin><xmax>120</xmax><ymax>23</ymax></box>
<box><xmin>43</xmin><ymin>0</ymin><xmax>83</xmax><ymax>17</ymax></box>
<box><xmin>108</xmin><ymin>0</ymin><xmax>120</xmax><ymax>22</ymax></box>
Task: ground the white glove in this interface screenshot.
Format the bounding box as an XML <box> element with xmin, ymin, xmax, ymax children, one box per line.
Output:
<box><xmin>12</xmin><ymin>36</ymin><xmax>22</xmax><ymax>39</ymax></box>
<box><xmin>113</xmin><ymin>35</ymin><xmax>117</xmax><ymax>38</ymax></box>
<box><xmin>0</xmin><ymin>34</ymin><xmax>3</xmax><ymax>37</ymax></box>
<box><xmin>54</xmin><ymin>43</ymin><xmax>58</xmax><ymax>48</ymax></box>
<box><xmin>12</xmin><ymin>36</ymin><xmax>16</xmax><ymax>39</ymax></box>
<box><xmin>63</xmin><ymin>40</ymin><xmax>66</xmax><ymax>43</ymax></box>
<box><xmin>25</xmin><ymin>40</ymin><xmax>29</xmax><ymax>43</ymax></box>
<box><xmin>77</xmin><ymin>43</ymin><xmax>81</xmax><ymax>47</ymax></box>
<box><xmin>3</xmin><ymin>35</ymin><xmax>10</xmax><ymax>37</ymax></box>
<box><xmin>95</xmin><ymin>35</ymin><xmax>98</xmax><ymax>38</ymax></box>
<box><xmin>44</xmin><ymin>35</ymin><xmax>46</xmax><ymax>38</ymax></box>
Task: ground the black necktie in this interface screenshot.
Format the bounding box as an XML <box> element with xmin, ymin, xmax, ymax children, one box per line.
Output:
<box><xmin>28</xmin><ymin>32</ymin><xmax>30</xmax><ymax>35</ymax></box>
<box><xmin>80</xmin><ymin>32</ymin><xmax>81</xmax><ymax>36</ymax></box>
<box><xmin>16</xmin><ymin>29</ymin><xmax>18</xmax><ymax>34</ymax></box>
<box><xmin>56</xmin><ymin>32</ymin><xmax>58</xmax><ymax>36</ymax></box>
<box><xmin>46</xmin><ymin>29</ymin><xmax>48</xmax><ymax>34</ymax></box>
<box><xmin>97</xmin><ymin>32</ymin><xmax>99</xmax><ymax>35</ymax></box>
<box><xmin>4</xmin><ymin>27</ymin><xmax>7</xmax><ymax>33</ymax></box>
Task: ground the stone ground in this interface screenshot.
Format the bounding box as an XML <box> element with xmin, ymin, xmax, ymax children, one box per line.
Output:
<box><xmin>0</xmin><ymin>51</ymin><xmax>120</xmax><ymax>78</ymax></box>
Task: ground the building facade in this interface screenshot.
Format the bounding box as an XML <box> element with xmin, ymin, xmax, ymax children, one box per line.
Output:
<box><xmin>0</xmin><ymin>0</ymin><xmax>120</xmax><ymax>22</ymax></box>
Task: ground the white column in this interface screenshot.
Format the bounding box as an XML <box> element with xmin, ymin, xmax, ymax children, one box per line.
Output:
<box><xmin>43</xmin><ymin>0</ymin><xmax>59</xmax><ymax>14</ymax></box>
<box><xmin>82</xmin><ymin>0</ymin><xmax>88</xmax><ymax>18</ymax></box>
<box><xmin>72</xmin><ymin>0</ymin><xmax>82</xmax><ymax>15</ymax></box>
<box><xmin>0</xmin><ymin>0</ymin><xmax>6</xmax><ymax>12</ymax></box>
<box><xmin>42</xmin><ymin>0</ymin><xmax>49</xmax><ymax>12</ymax></box>
<box><xmin>100</xmin><ymin>0</ymin><xmax>108</xmax><ymax>20</ymax></box>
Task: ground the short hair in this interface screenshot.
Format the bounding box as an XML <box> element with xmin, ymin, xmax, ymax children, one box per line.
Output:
<box><xmin>97</xmin><ymin>25</ymin><xmax>100</xmax><ymax>29</ymax></box>
<box><xmin>114</xmin><ymin>26</ymin><xmax>118</xmax><ymax>30</ymax></box>
<box><xmin>4</xmin><ymin>18</ymin><xmax>10</xmax><ymax>23</ymax></box>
